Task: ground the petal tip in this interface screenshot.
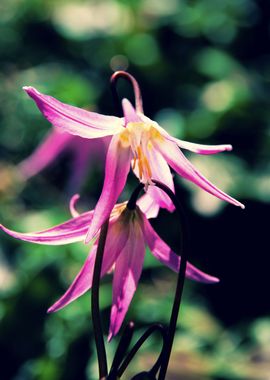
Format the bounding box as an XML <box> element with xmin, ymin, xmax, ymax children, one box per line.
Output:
<box><xmin>47</xmin><ymin>306</ymin><xmax>55</xmax><ymax>313</ymax></box>
<box><xmin>23</xmin><ymin>86</ymin><xmax>32</xmax><ymax>93</ymax></box>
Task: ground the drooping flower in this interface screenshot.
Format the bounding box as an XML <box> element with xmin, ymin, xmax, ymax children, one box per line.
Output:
<box><xmin>23</xmin><ymin>79</ymin><xmax>244</xmax><ymax>243</ymax></box>
<box><xmin>0</xmin><ymin>194</ymin><xmax>218</xmax><ymax>340</ymax></box>
<box><xmin>19</xmin><ymin>127</ymin><xmax>108</xmax><ymax>193</ymax></box>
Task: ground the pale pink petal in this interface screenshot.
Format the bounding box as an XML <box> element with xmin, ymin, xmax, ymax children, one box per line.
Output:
<box><xmin>85</xmin><ymin>135</ymin><xmax>132</xmax><ymax>243</ymax></box>
<box><xmin>0</xmin><ymin>211</ymin><xmax>93</xmax><ymax>245</ymax></box>
<box><xmin>142</xmin><ymin>215</ymin><xmax>219</xmax><ymax>283</ymax></box>
<box><xmin>69</xmin><ymin>194</ymin><xmax>81</xmax><ymax>217</ymax></box>
<box><xmin>172</xmin><ymin>138</ymin><xmax>232</xmax><ymax>155</ymax></box>
<box><xmin>48</xmin><ymin>218</ymin><xmax>130</xmax><ymax>313</ymax></box>
<box><xmin>122</xmin><ymin>98</ymin><xmax>142</xmax><ymax>124</ymax></box>
<box><xmin>136</xmin><ymin>193</ymin><xmax>160</xmax><ymax>219</ymax></box>
<box><xmin>155</xmin><ymin>139</ymin><xmax>245</xmax><ymax>209</ymax></box>
<box><xmin>24</xmin><ymin>86</ymin><xmax>124</xmax><ymax>139</ymax></box>
<box><xmin>19</xmin><ymin>128</ymin><xmax>73</xmax><ymax>179</ymax></box>
<box><xmin>109</xmin><ymin>223</ymin><xmax>145</xmax><ymax>340</ymax></box>
<box><xmin>146</xmin><ymin>148</ymin><xmax>175</xmax><ymax>212</ymax></box>
<box><xmin>141</xmin><ymin>118</ymin><xmax>233</xmax><ymax>155</ymax></box>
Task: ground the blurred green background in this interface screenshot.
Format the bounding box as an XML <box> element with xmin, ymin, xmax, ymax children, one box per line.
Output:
<box><xmin>0</xmin><ymin>0</ymin><xmax>270</xmax><ymax>379</ymax></box>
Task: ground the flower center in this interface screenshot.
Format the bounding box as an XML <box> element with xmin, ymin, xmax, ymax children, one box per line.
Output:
<box><xmin>119</xmin><ymin>122</ymin><xmax>164</xmax><ymax>184</ymax></box>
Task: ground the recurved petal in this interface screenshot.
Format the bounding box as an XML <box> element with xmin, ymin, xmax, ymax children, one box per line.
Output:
<box><xmin>142</xmin><ymin>215</ymin><xmax>219</xmax><ymax>283</ymax></box>
<box><xmin>24</xmin><ymin>86</ymin><xmax>124</xmax><ymax>139</ymax></box>
<box><xmin>85</xmin><ymin>135</ymin><xmax>132</xmax><ymax>243</ymax></box>
<box><xmin>166</xmin><ymin>136</ymin><xmax>232</xmax><ymax>155</ymax></box>
<box><xmin>0</xmin><ymin>210</ymin><xmax>93</xmax><ymax>245</ymax></box>
<box><xmin>19</xmin><ymin>128</ymin><xmax>73</xmax><ymax>179</ymax></box>
<box><xmin>48</xmin><ymin>217</ymin><xmax>130</xmax><ymax>313</ymax></box>
<box><xmin>155</xmin><ymin>139</ymin><xmax>245</xmax><ymax>209</ymax></box>
<box><xmin>143</xmin><ymin>119</ymin><xmax>232</xmax><ymax>155</ymax></box>
<box><xmin>108</xmin><ymin>222</ymin><xmax>145</xmax><ymax>340</ymax></box>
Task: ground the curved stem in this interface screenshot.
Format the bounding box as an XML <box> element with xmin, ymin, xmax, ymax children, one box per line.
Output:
<box><xmin>91</xmin><ymin>219</ymin><xmax>109</xmax><ymax>380</ymax></box>
<box><xmin>117</xmin><ymin>324</ymin><xmax>166</xmax><ymax>378</ymax></box>
<box><xmin>108</xmin><ymin>322</ymin><xmax>135</xmax><ymax>379</ymax></box>
<box><xmin>110</xmin><ymin>71</ymin><xmax>144</xmax><ymax>116</ymax></box>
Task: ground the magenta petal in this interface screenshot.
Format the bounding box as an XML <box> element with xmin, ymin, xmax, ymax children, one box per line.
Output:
<box><xmin>109</xmin><ymin>224</ymin><xmax>145</xmax><ymax>340</ymax></box>
<box><xmin>24</xmin><ymin>86</ymin><xmax>124</xmax><ymax>138</ymax></box>
<box><xmin>48</xmin><ymin>218</ymin><xmax>130</xmax><ymax>313</ymax></box>
<box><xmin>48</xmin><ymin>244</ymin><xmax>98</xmax><ymax>312</ymax></box>
<box><xmin>0</xmin><ymin>210</ymin><xmax>93</xmax><ymax>245</ymax></box>
<box><xmin>19</xmin><ymin>128</ymin><xmax>73</xmax><ymax>179</ymax></box>
<box><xmin>156</xmin><ymin>139</ymin><xmax>245</xmax><ymax>209</ymax></box>
<box><xmin>122</xmin><ymin>98</ymin><xmax>142</xmax><ymax>124</ymax></box>
<box><xmin>85</xmin><ymin>135</ymin><xmax>131</xmax><ymax>243</ymax></box>
<box><xmin>143</xmin><ymin>215</ymin><xmax>219</xmax><ymax>283</ymax></box>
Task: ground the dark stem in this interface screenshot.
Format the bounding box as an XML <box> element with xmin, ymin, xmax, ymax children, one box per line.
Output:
<box><xmin>127</xmin><ymin>180</ymin><xmax>188</xmax><ymax>380</ymax></box>
<box><xmin>108</xmin><ymin>322</ymin><xmax>135</xmax><ymax>379</ymax></box>
<box><xmin>117</xmin><ymin>324</ymin><xmax>166</xmax><ymax>378</ymax></box>
<box><xmin>91</xmin><ymin>219</ymin><xmax>109</xmax><ymax>380</ymax></box>
<box><xmin>152</xmin><ymin>180</ymin><xmax>188</xmax><ymax>380</ymax></box>
<box><xmin>110</xmin><ymin>71</ymin><xmax>144</xmax><ymax>116</ymax></box>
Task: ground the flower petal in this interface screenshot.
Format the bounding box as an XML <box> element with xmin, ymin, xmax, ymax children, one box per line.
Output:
<box><xmin>24</xmin><ymin>86</ymin><xmax>124</xmax><ymax>139</ymax></box>
<box><xmin>122</xmin><ymin>98</ymin><xmax>142</xmax><ymax>124</ymax></box>
<box><xmin>85</xmin><ymin>135</ymin><xmax>132</xmax><ymax>243</ymax></box>
<box><xmin>136</xmin><ymin>193</ymin><xmax>160</xmax><ymax>219</ymax></box>
<box><xmin>146</xmin><ymin>148</ymin><xmax>175</xmax><ymax>212</ymax></box>
<box><xmin>19</xmin><ymin>128</ymin><xmax>73</xmax><ymax>179</ymax></box>
<box><xmin>141</xmin><ymin>117</ymin><xmax>232</xmax><ymax>155</ymax></box>
<box><xmin>69</xmin><ymin>194</ymin><xmax>81</xmax><ymax>217</ymax></box>
<box><xmin>48</xmin><ymin>217</ymin><xmax>130</xmax><ymax>313</ymax></box>
<box><xmin>172</xmin><ymin>138</ymin><xmax>232</xmax><ymax>155</ymax></box>
<box><xmin>109</xmin><ymin>222</ymin><xmax>145</xmax><ymax>340</ymax></box>
<box><xmin>0</xmin><ymin>211</ymin><xmax>93</xmax><ymax>245</ymax></box>
<box><xmin>155</xmin><ymin>139</ymin><xmax>245</xmax><ymax>209</ymax></box>
<box><xmin>142</xmin><ymin>215</ymin><xmax>219</xmax><ymax>283</ymax></box>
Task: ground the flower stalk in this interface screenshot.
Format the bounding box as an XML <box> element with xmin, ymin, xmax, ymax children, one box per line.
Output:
<box><xmin>110</xmin><ymin>70</ymin><xmax>144</xmax><ymax>115</ymax></box>
<box><xmin>91</xmin><ymin>219</ymin><xmax>110</xmax><ymax>379</ymax></box>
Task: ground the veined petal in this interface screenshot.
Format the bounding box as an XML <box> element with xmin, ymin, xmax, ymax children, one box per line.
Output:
<box><xmin>19</xmin><ymin>128</ymin><xmax>73</xmax><ymax>179</ymax></box>
<box><xmin>0</xmin><ymin>210</ymin><xmax>93</xmax><ymax>245</ymax></box>
<box><xmin>48</xmin><ymin>217</ymin><xmax>130</xmax><ymax>313</ymax></box>
<box><xmin>122</xmin><ymin>98</ymin><xmax>142</xmax><ymax>124</ymax></box>
<box><xmin>146</xmin><ymin>148</ymin><xmax>175</xmax><ymax>212</ymax></box>
<box><xmin>142</xmin><ymin>215</ymin><xmax>219</xmax><ymax>283</ymax></box>
<box><xmin>155</xmin><ymin>139</ymin><xmax>245</xmax><ymax>209</ymax></box>
<box><xmin>136</xmin><ymin>193</ymin><xmax>160</xmax><ymax>219</ymax></box>
<box><xmin>24</xmin><ymin>86</ymin><xmax>124</xmax><ymax>139</ymax></box>
<box><xmin>85</xmin><ymin>135</ymin><xmax>132</xmax><ymax>243</ymax></box>
<box><xmin>109</xmin><ymin>222</ymin><xmax>145</xmax><ymax>340</ymax></box>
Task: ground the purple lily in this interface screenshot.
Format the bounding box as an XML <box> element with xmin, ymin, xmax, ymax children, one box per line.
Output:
<box><xmin>23</xmin><ymin>83</ymin><xmax>244</xmax><ymax>243</ymax></box>
<box><xmin>19</xmin><ymin>127</ymin><xmax>108</xmax><ymax>192</ymax></box>
<box><xmin>0</xmin><ymin>194</ymin><xmax>218</xmax><ymax>340</ymax></box>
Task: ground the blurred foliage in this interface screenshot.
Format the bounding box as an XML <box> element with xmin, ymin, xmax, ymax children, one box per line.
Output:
<box><xmin>0</xmin><ymin>0</ymin><xmax>269</xmax><ymax>379</ymax></box>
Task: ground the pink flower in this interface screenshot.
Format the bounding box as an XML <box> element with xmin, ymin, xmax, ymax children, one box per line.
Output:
<box><xmin>23</xmin><ymin>85</ymin><xmax>244</xmax><ymax>243</ymax></box>
<box><xmin>0</xmin><ymin>194</ymin><xmax>218</xmax><ymax>340</ymax></box>
<box><xmin>19</xmin><ymin>127</ymin><xmax>108</xmax><ymax>193</ymax></box>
